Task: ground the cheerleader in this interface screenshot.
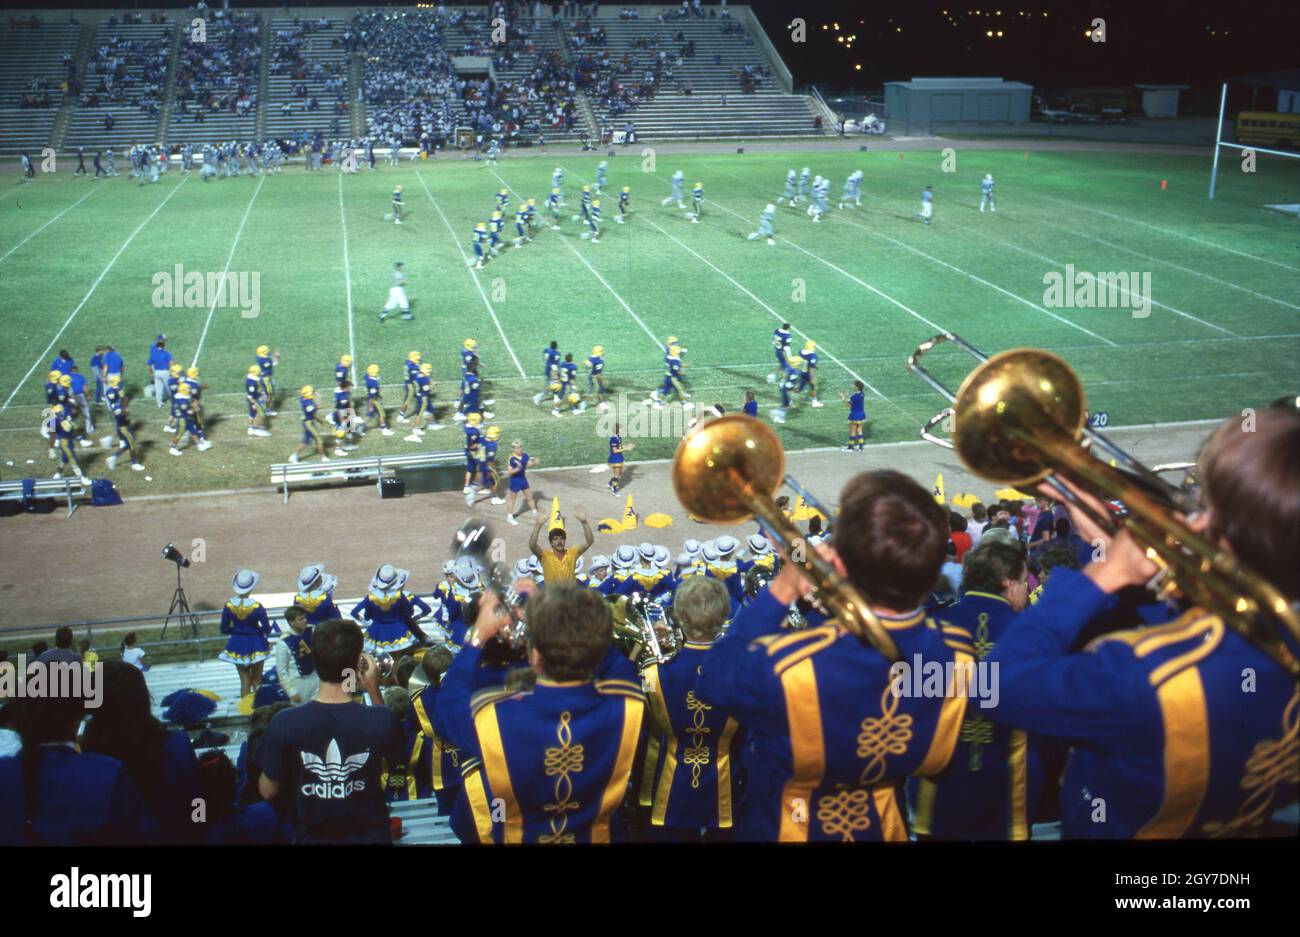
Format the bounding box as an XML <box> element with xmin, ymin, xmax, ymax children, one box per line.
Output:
<box><xmin>505</xmin><ymin>439</ymin><xmax>539</xmax><ymax>526</ymax></box>
<box><xmin>839</xmin><ymin>380</ymin><xmax>867</xmax><ymax>452</ymax></box>
<box><xmin>220</xmin><ymin>569</ymin><xmax>273</xmax><ymax>699</ymax></box>
<box><xmin>350</xmin><ymin>565</ymin><xmax>433</xmax><ymax>655</ymax></box>
<box><xmin>293</xmin><ymin>564</ymin><xmax>341</xmax><ymax>625</ymax></box>
<box><xmin>607</xmin><ymin>424</ymin><xmax>635</xmax><ymax>495</ymax></box>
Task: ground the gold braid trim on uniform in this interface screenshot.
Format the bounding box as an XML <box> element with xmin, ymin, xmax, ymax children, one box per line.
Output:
<box><xmin>1203</xmin><ymin>688</ymin><xmax>1299</xmax><ymax>838</ymax></box>
<box><xmin>682</xmin><ymin>691</ymin><xmax>713</xmax><ymax>788</ymax></box>
<box><xmin>962</xmin><ymin>613</ymin><xmax>997</xmax><ymax>771</ymax></box>
<box><xmin>540</xmin><ymin>711</ymin><xmax>584</xmax><ymax>844</ymax></box>
<box><xmin>816</xmin><ymin>789</ymin><xmax>873</xmax><ymax>842</ymax></box>
<box><xmin>856</xmin><ymin>684</ymin><xmax>914</xmax><ymax>785</ymax></box>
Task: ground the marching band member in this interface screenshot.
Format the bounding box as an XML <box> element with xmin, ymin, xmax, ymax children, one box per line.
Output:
<box><xmin>221</xmin><ymin>569</ymin><xmax>273</xmax><ymax>699</ymax></box>
<box><xmin>588</xmin><ymin>556</ymin><xmax>616</xmax><ymax>593</ymax></box>
<box><xmin>293</xmin><ymin>564</ymin><xmax>341</xmax><ymax>625</ymax></box>
<box><xmin>275</xmin><ymin>606</ymin><xmax>319</xmax><ymax>705</ymax></box>
<box><xmin>643</xmin><ymin>576</ymin><xmax>746</xmax><ymax>841</ymax></box>
<box><xmin>984</xmin><ymin>408</ymin><xmax>1300</xmax><ymax>838</ymax></box>
<box><xmin>350</xmin><ymin>565</ymin><xmax>431</xmax><ymax>656</ymax></box>
<box><xmin>405</xmin><ymin>648</ymin><xmax>462</xmax><ymax>814</ymax></box>
<box><xmin>694</xmin><ymin>470</ymin><xmax>976</xmax><ymax>842</ymax></box>
<box><xmin>435</xmin><ymin>584</ymin><xmax>646</xmax><ymax>843</ymax></box>
<box><xmin>908</xmin><ymin>541</ymin><xmax>1039</xmax><ymax>840</ymax></box>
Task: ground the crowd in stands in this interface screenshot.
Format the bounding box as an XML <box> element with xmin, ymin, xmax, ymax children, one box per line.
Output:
<box><xmin>271</xmin><ymin>16</ymin><xmax>347</xmax><ymax>120</ymax></box>
<box><xmin>82</xmin><ymin>27</ymin><xmax>172</xmax><ymax>116</ymax></box>
<box><xmin>174</xmin><ymin>10</ymin><xmax>262</xmax><ymax>119</ymax></box>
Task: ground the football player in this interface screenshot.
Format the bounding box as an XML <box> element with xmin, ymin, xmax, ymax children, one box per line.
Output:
<box><xmin>364</xmin><ymin>363</ymin><xmax>396</xmax><ymax>436</ymax></box>
<box><xmin>245</xmin><ymin>365</ymin><xmax>271</xmax><ymax>437</ymax></box>
<box><xmin>747</xmin><ymin>203</ymin><xmax>777</xmax><ymax>245</ymax></box>
<box><xmin>777</xmin><ymin>168</ymin><xmax>797</xmax><ymax>206</ymax></box>
<box><xmin>688</xmin><ymin>181</ymin><xmax>704</xmax><ymax>223</ymax></box>
<box><xmin>288</xmin><ymin>386</ymin><xmax>328</xmax><ymax>463</ymax></box>
<box><xmin>661</xmin><ymin>169</ymin><xmax>685</xmax><ymax>208</ymax></box>
<box><xmin>587</xmin><ymin>345</ymin><xmax>608</xmax><ymax>407</ymax></box>
<box><xmin>104</xmin><ymin>376</ymin><xmax>145</xmax><ymax>470</ymax></box>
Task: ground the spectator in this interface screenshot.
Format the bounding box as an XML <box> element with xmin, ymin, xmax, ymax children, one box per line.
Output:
<box><xmin>121</xmin><ymin>631</ymin><xmax>147</xmax><ymax>671</ymax></box>
<box><xmin>528</xmin><ymin>504</ymin><xmax>595</xmax><ymax>582</ymax></box>
<box><xmin>81</xmin><ymin>661</ymin><xmax>204</xmax><ymax>845</ymax></box>
<box><xmin>36</xmin><ymin>626</ymin><xmax>81</xmax><ymax>665</ymax></box>
<box><xmin>949</xmin><ymin>512</ymin><xmax>972</xmax><ymax>562</ymax></box>
<box><xmin>968</xmin><ymin>502</ymin><xmax>988</xmax><ymax>547</ymax></box>
<box><xmin>257</xmin><ymin>618</ymin><xmax>406</xmax><ymax>844</ymax></box>
<box><xmin>275</xmin><ymin>605</ymin><xmax>319</xmax><ymax>704</ymax></box>
<box><xmin>939</xmin><ymin>541</ymin><xmax>964</xmax><ymax>597</ymax></box>
<box><xmin>0</xmin><ymin>692</ymin><xmax>158</xmax><ymax>845</ymax></box>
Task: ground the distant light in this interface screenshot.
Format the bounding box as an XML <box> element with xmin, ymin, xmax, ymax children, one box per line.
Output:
<box><xmin>895</xmin><ymin>27</ymin><xmax>902</xmax><ymax>33</ymax></box>
<box><xmin>855</xmin><ymin>64</ymin><xmax>862</xmax><ymax>70</ymax></box>
<box><xmin>997</xmin><ymin>30</ymin><xmax>1003</xmax><ymax>36</ymax></box>
<box><xmin>986</xmin><ymin>29</ymin><xmax>993</xmax><ymax>37</ymax></box>
<box><xmin>1084</xmin><ymin>29</ymin><xmax>1091</xmax><ymax>37</ymax></box>
<box><xmin>833</xmin><ymin>22</ymin><xmax>840</xmax><ymax>29</ymax></box>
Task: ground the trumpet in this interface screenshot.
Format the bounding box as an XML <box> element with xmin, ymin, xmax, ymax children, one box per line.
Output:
<box><xmin>908</xmin><ymin>332</ymin><xmax>1299</xmax><ymax>676</ymax></box>
<box><xmin>672</xmin><ymin>413</ymin><xmax>902</xmax><ymax>662</ymax></box>
<box><xmin>611</xmin><ymin>591</ymin><xmax>680</xmax><ymax>666</ymax></box>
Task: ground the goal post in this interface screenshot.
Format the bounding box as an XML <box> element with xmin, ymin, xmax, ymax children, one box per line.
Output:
<box><xmin>1208</xmin><ymin>81</ymin><xmax>1300</xmax><ymax>200</ymax></box>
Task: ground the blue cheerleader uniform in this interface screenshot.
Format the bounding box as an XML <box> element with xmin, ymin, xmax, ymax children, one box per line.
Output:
<box><xmin>508</xmin><ymin>451</ymin><xmax>531</xmax><ymax>492</ymax></box>
<box><xmin>350</xmin><ymin>590</ymin><xmax>431</xmax><ymax>653</ymax></box>
<box><xmin>293</xmin><ymin>588</ymin><xmax>340</xmax><ymax>625</ymax></box>
<box><xmin>220</xmin><ymin>597</ymin><xmax>272</xmax><ymax>665</ymax></box>
<box><xmin>608</xmin><ymin>435</ymin><xmax>624</xmax><ymax>465</ymax></box>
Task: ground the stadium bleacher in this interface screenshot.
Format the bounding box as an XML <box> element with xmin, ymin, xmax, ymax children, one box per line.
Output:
<box><xmin>0</xmin><ymin>19</ymin><xmax>79</xmax><ymax>155</ymax></box>
<box><xmin>64</xmin><ymin>17</ymin><xmax>173</xmax><ymax>152</ymax></box>
<box><xmin>264</xmin><ymin>16</ymin><xmax>352</xmax><ymax>144</ymax></box>
<box><xmin>170</xmin><ymin>9</ymin><xmax>262</xmax><ymax>145</ymax></box>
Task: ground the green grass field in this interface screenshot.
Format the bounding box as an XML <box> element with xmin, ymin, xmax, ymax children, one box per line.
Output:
<box><xmin>1</xmin><ymin>145</ymin><xmax>1297</xmax><ymax>496</ymax></box>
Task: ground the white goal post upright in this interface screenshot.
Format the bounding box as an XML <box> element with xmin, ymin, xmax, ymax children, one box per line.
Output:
<box><xmin>1208</xmin><ymin>80</ymin><xmax>1300</xmax><ymax>200</ymax></box>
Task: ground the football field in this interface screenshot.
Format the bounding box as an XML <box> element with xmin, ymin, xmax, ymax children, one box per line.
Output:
<box><xmin>1</xmin><ymin>144</ymin><xmax>1297</xmax><ymax>496</ymax></box>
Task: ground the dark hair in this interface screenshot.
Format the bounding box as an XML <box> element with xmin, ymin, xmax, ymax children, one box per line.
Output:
<box><xmin>1053</xmin><ymin>516</ymin><xmax>1070</xmax><ymax>537</ymax></box>
<box><xmin>807</xmin><ymin>515</ymin><xmax>823</xmax><ymax>536</ymax></box>
<box><xmin>285</xmin><ymin>605</ymin><xmax>307</xmax><ymax>624</ymax></box>
<box><xmin>17</xmin><ymin>693</ymin><xmax>87</xmax><ymax>839</ymax></box>
<box><xmin>121</xmin><ymin>631</ymin><xmax>138</xmax><ymax>650</ymax></box>
<box><xmin>971</xmin><ymin>502</ymin><xmax>987</xmax><ymax>522</ymax></box>
<box><xmin>395</xmin><ymin>655</ymin><xmax>418</xmax><ymax>689</ymax></box>
<box><xmin>525</xmin><ymin>584</ymin><xmax>611</xmax><ymax>681</ymax></box>
<box><xmin>834</xmin><ymin>470</ymin><xmax>949</xmax><ymax>611</ymax></box>
<box><xmin>549</xmin><ymin>527</ymin><xmax>566</xmax><ymax>542</ymax></box>
<box><xmin>564</xmin><ymin>352</ymin><xmax>572</xmax><ymax>362</ymax></box>
<box><xmin>54</xmin><ymin>626</ymin><xmax>74</xmax><ymax>649</ymax></box>
<box><xmin>1037</xmin><ymin>543</ymin><xmax>1081</xmax><ymax>579</ymax></box>
<box><xmin>853</xmin><ymin>380</ymin><xmax>864</xmax><ymax>392</ymax></box>
<box><xmin>78</xmin><ymin>639</ymin><xmax>91</xmax><ymax>653</ymax></box>
<box><xmin>30</xmin><ymin>641</ymin><xmax>48</xmax><ymax>657</ymax></box>
<box><xmin>1199</xmin><ymin>408</ymin><xmax>1300</xmax><ymax>601</ymax></box>
<box><xmin>948</xmin><ymin>512</ymin><xmax>968</xmax><ymax>533</ymax></box>
<box><xmin>312</xmin><ymin>619</ymin><xmax>363</xmax><ymax>684</ymax></box>
<box><xmin>961</xmin><ymin>541</ymin><xmax>1027</xmax><ymax>597</ymax></box>
<box><xmin>81</xmin><ymin>661</ymin><xmax>169</xmax><ymax>818</ymax></box>
<box><xmin>549</xmin><ymin>340</ymin><xmax>557</xmax><ymax>349</ymax></box>
<box><xmin>197</xmin><ymin>750</ymin><xmax>238</xmax><ymax>824</ymax></box>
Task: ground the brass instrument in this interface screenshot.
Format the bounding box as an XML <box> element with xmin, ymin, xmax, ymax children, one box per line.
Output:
<box><xmin>909</xmin><ymin>332</ymin><xmax>1300</xmax><ymax>676</ymax></box>
<box><xmin>612</xmin><ymin>591</ymin><xmax>680</xmax><ymax>666</ymax></box>
<box><xmin>671</xmin><ymin>413</ymin><xmax>902</xmax><ymax>662</ymax></box>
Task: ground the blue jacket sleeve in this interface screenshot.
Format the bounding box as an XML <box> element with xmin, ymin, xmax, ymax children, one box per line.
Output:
<box><xmin>692</xmin><ymin>586</ymin><xmax>792</xmax><ymax>737</ymax></box>
<box><xmin>349</xmin><ymin>598</ymin><xmax>368</xmax><ymax>622</ymax></box>
<box><xmin>219</xmin><ymin>607</ymin><xmax>233</xmax><ymax>636</ymax></box>
<box><xmin>984</xmin><ymin>568</ymin><xmax>1162</xmax><ymax>749</ymax></box>
<box><xmin>595</xmin><ymin>644</ymin><xmax>639</xmax><ymax>681</ymax></box>
<box><xmin>408</xmin><ymin>594</ymin><xmax>432</xmax><ymax>620</ymax></box>
<box><xmin>432</xmin><ymin>644</ymin><xmax>484</xmax><ymax>759</ymax></box>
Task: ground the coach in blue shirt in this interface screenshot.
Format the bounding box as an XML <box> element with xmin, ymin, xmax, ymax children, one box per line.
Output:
<box><xmin>147</xmin><ymin>335</ymin><xmax>172</xmax><ymax>407</ymax></box>
<box><xmin>103</xmin><ymin>345</ymin><xmax>124</xmax><ymax>381</ymax></box>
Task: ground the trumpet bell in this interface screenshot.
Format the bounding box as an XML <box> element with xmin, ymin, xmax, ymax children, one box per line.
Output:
<box><xmin>953</xmin><ymin>348</ymin><xmax>1086</xmax><ymax>487</ymax></box>
<box><xmin>672</xmin><ymin>414</ymin><xmax>785</xmax><ymax>524</ymax></box>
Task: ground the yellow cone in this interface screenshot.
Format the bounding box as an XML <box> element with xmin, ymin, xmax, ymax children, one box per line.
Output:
<box><xmin>932</xmin><ymin>473</ymin><xmax>945</xmax><ymax>505</ymax></box>
<box><xmin>548</xmin><ymin>496</ymin><xmax>564</xmax><ymax>532</ymax></box>
<box><xmin>621</xmin><ymin>495</ymin><xmax>638</xmax><ymax>530</ymax></box>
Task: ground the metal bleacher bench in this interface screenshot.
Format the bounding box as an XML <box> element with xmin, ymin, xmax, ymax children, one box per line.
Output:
<box><xmin>269</xmin><ymin>450</ymin><xmax>462</xmax><ymax>503</ymax></box>
<box><xmin>0</xmin><ymin>475</ymin><xmax>93</xmax><ymax>517</ymax></box>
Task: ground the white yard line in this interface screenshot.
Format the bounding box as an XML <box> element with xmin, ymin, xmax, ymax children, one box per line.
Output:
<box><xmin>646</xmin><ymin>171</ymin><xmax>951</xmax><ymax>335</ymax></box>
<box><xmin>2</xmin><ymin>177</ymin><xmax>189</xmax><ymax>410</ymax></box>
<box><xmin>415</xmin><ymin>171</ymin><xmax>527</xmax><ymax>378</ymax></box>
<box><xmin>495</xmin><ymin>167</ymin><xmax>665</xmax><ymax>352</ymax></box>
<box><xmin>834</xmin><ymin>212</ymin><xmax>1231</xmax><ymax>339</ymax></box>
<box><xmin>1039</xmin><ymin>194</ymin><xmax>1300</xmax><ymax>274</ymax></box>
<box><xmin>192</xmin><ymin>174</ymin><xmax>266</xmax><ymax>367</ymax></box>
<box><xmin>0</xmin><ymin>182</ymin><xmax>104</xmax><ymax>265</ymax></box>
<box><xmin>337</xmin><ymin>173</ymin><xmax>357</xmax><ymax>382</ymax></box>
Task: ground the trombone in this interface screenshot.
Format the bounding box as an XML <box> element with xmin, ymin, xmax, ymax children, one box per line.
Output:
<box><xmin>908</xmin><ymin>332</ymin><xmax>1299</xmax><ymax>676</ymax></box>
<box><xmin>671</xmin><ymin>413</ymin><xmax>902</xmax><ymax>663</ymax></box>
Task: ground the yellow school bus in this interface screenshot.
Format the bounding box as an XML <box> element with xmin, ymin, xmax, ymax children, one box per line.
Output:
<box><xmin>1236</xmin><ymin>111</ymin><xmax>1300</xmax><ymax>149</ymax></box>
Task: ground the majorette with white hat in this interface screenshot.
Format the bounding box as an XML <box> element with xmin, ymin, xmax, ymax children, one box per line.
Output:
<box><xmin>293</xmin><ymin>563</ymin><xmax>341</xmax><ymax>624</ymax></box>
<box><xmin>220</xmin><ymin>568</ymin><xmax>274</xmax><ymax>698</ymax></box>
<box><xmin>349</xmin><ymin>564</ymin><xmax>433</xmax><ymax>654</ymax></box>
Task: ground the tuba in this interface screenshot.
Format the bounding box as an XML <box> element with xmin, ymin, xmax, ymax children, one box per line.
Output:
<box><xmin>612</xmin><ymin>590</ymin><xmax>680</xmax><ymax>666</ymax></box>
<box><xmin>909</xmin><ymin>332</ymin><xmax>1300</xmax><ymax>676</ymax></box>
<box><xmin>671</xmin><ymin>413</ymin><xmax>902</xmax><ymax>661</ymax></box>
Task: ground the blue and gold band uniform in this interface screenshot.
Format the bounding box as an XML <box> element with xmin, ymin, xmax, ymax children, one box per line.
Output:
<box><xmin>436</xmin><ymin>642</ymin><xmax>646</xmax><ymax>843</ymax></box>
<box><xmin>406</xmin><ymin>681</ymin><xmax>463</xmax><ymax>814</ymax></box>
<box><xmin>105</xmin><ymin>382</ymin><xmax>139</xmax><ymax>463</ymax></box>
<box><xmin>349</xmin><ymin>590</ymin><xmax>432</xmax><ymax>653</ymax></box>
<box><xmin>907</xmin><ymin>591</ymin><xmax>1041</xmax><ymax>840</ymax></box>
<box><xmin>643</xmin><ymin>644</ymin><xmax>746</xmax><ymax>834</ymax></box>
<box><xmin>694</xmin><ymin>586</ymin><xmax>974</xmax><ymax>841</ymax></box>
<box><xmin>282</xmin><ymin>627</ymin><xmax>314</xmax><ymax>678</ymax></box>
<box><xmin>986</xmin><ymin>567</ymin><xmax>1300</xmax><ymax>839</ymax></box>
<box><xmin>219</xmin><ymin>597</ymin><xmax>272</xmax><ymax>665</ymax></box>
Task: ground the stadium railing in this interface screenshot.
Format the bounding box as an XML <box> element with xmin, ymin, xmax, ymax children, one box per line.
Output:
<box><xmin>269</xmin><ymin>449</ymin><xmax>463</xmax><ymax>503</ymax></box>
<box><xmin>0</xmin><ymin>475</ymin><xmax>93</xmax><ymax>518</ymax></box>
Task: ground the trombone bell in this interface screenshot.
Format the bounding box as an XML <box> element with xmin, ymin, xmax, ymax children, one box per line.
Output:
<box><xmin>952</xmin><ymin>348</ymin><xmax>1087</xmax><ymax>488</ymax></box>
<box><xmin>672</xmin><ymin>413</ymin><xmax>786</xmax><ymax>524</ymax></box>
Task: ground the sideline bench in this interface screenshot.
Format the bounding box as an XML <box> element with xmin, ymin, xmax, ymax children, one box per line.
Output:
<box><xmin>0</xmin><ymin>475</ymin><xmax>93</xmax><ymax>518</ymax></box>
<box><xmin>269</xmin><ymin>451</ymin><xmax>462</xmax><ymax>503</ymax></box>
